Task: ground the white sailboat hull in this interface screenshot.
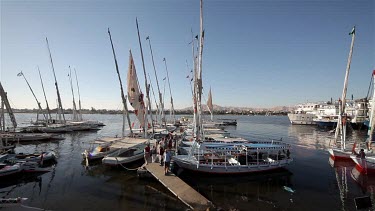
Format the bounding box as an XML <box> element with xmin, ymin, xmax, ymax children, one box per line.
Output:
<box><xmin>328</xmin><ymin>148</ymin><xmax>353</xmax><ymax>161</ymax></box>
<box><xmin>351</xmin><ymin>155</ymin><xmax>375</xmax><ymax>174</ymax></box>
<box><xmin>173</xmin><ymin>155</ymin><xmax>292</xmax><ymax>174</ymax></box>
<box><xmin>102</xmin><ymin>152</ymin><xmax>144</xmax><ymax>166</ymax></box>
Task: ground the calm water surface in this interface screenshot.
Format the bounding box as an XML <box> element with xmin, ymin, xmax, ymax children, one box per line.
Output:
<box><xmin>1</xmin><ymin>114</ymin><xmax>373</xmax><ymax>211</ymax></box>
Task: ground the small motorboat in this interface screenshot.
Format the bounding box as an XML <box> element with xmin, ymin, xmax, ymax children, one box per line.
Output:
<box><xmin>83</xmin><ymin>144</ymin><xmax>120</xmax><ymax>161</ymax></box>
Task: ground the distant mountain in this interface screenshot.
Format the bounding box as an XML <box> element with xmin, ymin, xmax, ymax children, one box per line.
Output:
<box><xmin>178</xmin><ymin>104</ymin><xmax>294</xmax><ymax>112</ymax></box>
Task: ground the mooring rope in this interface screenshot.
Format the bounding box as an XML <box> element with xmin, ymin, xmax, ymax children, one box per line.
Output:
<box><xmin>115</xmin><ymin>157</ymin><xmax>141</xmax><ymax>171</ymax></box>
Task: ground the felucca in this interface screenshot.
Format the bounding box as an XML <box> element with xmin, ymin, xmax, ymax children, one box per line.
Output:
<box><xmin>350</xmin><ymin>70</ymin><xmax>375</xmax><ymax>174</ymax></box>
<box><xmin>328</xmin><ymin>26</ymin><xmax>367</xmax><ymax>161</ymax></box>
<box><xmin>173</xmin><ymin>0</ymin><xmax>293</xmax><ymax>174</ymax></box>
<box><xmin>93</xmin><ymin>29</ymin><xmax>151</xmax><ymax>166</ymax></box>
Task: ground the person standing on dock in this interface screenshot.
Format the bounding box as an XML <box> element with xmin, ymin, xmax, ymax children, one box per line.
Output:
<box><xmin>151</xmin><ymin>145</ymin><xmax>157</xmax><ymax>163</ymax></box>
<box><xmin>144</xmin><ymin>144</ymin><xmax>151</xmax><ymax>165</ymax></box>
<box><xmin>159</xmin><ymin>138</ymin><xmax>165</xmax><ymax>165</ymax></box>
<box><xmin>159</xmin><ymin>145</ymin><xmax>164</xmax><ymax>166</ymax></box>
<box><xmin>164</xmin><ymin>148</ymin><xmax>172</xmax><ymax>175</ymax></box>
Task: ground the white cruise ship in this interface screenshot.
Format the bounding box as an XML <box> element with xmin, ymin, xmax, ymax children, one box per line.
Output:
<box><xmin>287</xmin><ymin>103</ymin><xmax>319</xmax><ymax>125</ymax></box>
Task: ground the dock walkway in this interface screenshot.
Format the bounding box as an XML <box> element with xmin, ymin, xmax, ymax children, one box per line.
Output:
<box><xmin>145</xmin><ymin>163</ymin><xmax>212</xmax><ymax>210</ymax></box>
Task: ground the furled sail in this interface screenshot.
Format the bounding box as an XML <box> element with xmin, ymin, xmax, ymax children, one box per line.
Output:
<box><xmin>127</xmin><ymin>50</ymin><xmax>146</xmax><ymax>128</ymax></box>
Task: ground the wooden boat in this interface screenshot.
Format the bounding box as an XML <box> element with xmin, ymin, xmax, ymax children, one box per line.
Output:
<box><xmin>0</xmin><ymin>132</ymin><xmax>60</xmax><ymax>142</ymax></box>
<box><xmin>351</xmin><ymin>155</ymin><xmax>375</xmax><ymax>175</ymax></box>
<box><xmin>0</xmin><ymin>151</ymin><xmax>56</xmax><ymax>169</ymax></box>
<box><xmin>328</xmin><ymin>148</ymin><xmax>354</xmax><ymax>161</ymax></box>
<box><xmin>12</xmin><ymin>151</ymin><xmax>56</xmax><ymax>163</ymax></box>
<box><xmin>350</xmin><ymin>72</ymin><xmax>375</xmax><ymax>174</ymax></box>
<box><xmin>328</xmin><ymin>26</ymin><xmax>359</xmax><ymax>161</ymax></box>
<box><xmin>174</xmin><ymin>1</ymin><xmax>293</xmax><ymax>174</ymax></box>
<box><xmin>174</xmin><ymin>142</ymin><xmax>293</xmax><ymax>174</ymax></box>
<box><xmin>0</xmin><ymin>161</ymin><xmax>51</xmax><ymax>178</ymax></box>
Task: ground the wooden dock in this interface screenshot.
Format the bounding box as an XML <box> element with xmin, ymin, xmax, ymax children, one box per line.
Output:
<box><xmin>145</xmin><ymin>163</ymin><xmax>212</xmax><ymax>210</ymax></box>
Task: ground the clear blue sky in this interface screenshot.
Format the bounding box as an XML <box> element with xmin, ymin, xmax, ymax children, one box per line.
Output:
<box><xmin>1</xmin><ymin>0</ymin><xmax>374</xmax><ymax>110</ymax></box>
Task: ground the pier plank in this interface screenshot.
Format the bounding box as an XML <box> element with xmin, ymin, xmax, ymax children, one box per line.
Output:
<box><xmin>145</xmin><ymin>163</ymin><xmax>212</xmax><ymax>210</ymax></box>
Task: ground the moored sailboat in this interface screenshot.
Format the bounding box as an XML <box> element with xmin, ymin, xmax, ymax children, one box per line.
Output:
<box><xmin>328</xmin><ymin>26</ymin><xmax>365</xmax><ymax>161</ymax></box>
<box><xmin>173</xmin><ymin>0</ymin><xmax>293</xmax><ymax>174</ymax></box>
<box><xmin>350</xmin><ymin>69</ymin><xmax>375</xmax><ymax>173</ymax></box>
<box><xmin>87</xmin><ymin>29</ymin><xmax>155</xmax><ymax>167</ymax></box>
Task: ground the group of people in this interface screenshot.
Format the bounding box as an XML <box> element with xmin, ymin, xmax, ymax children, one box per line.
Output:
<box><xmin>144</xmin><ymin>133</ymin><xmax>176</xmax><ymax>175</ymax></box>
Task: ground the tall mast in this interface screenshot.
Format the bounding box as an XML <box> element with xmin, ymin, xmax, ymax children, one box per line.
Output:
<box><xmin>74</xmin><ymin>68</ymin><xmax>83</xmax><ymax>121</ymax></box>
<box><xmin>195</xmin><ymin>0</ymin><xmax>205</xmax><ymax>141</ymax></box>
<box><xmin>38</xmin><ymin>66</ymin><xmax>52</xmax><ymax>121</ymax></box>
<box><xmin>146</xmin><ymin>36</ymin><xmax>165</xmax><ymax>127</ymax></box>
<box><xmin>163</xmin><ymin>58</ymin><xmax>175</xmax><ymax>124</ymax></box>
<box><xmin>68</xmin><ymin>66</ymin><xmax>78</xmax><ymax>121</ymax></box>
<box><xmin>335</xmin><ymin>26</ymin><xmax>356</xmax><ymax>146</ymax></box>
<box><xmin>0</xmin><ymin>83</ymin><xmax>17</xmax><ymax>130</ymax></box>
<box><xmin>136</xmin><ymin>18</ymin><xmax>155</xmax><ymax>136</ymax></box>
<box><xmin>186</xmin><ymin>60</ymin><xmax>194</xmax><ymax>98</ymax></box>
<box><xmin>46</xmin><ymin>37</ymin><xmax>65</xmax><ymax>122</ymax></box>
<box><xmin>190</xmin><ymin>29</ymin><xmax>198</xmax><ymax>136</ymax></box>
<box><xmin>107</xmin><ymin>28</ymin><xmax>133</xmax><ymax>137</ymax></box>
<box><xmin>148</xmin><ymin>73</ymin><xmax>160</xmax><ymax>121</ymax></box>
<box><xmin>17</xmin><ymin>71</ymin><xmax>46</xmax><ymax>121</ymax></box>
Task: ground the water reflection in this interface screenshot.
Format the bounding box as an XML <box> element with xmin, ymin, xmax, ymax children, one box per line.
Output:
<box><xmin>0</xmin><ymin>174</ymin><xmax>43</xmax><ymax>190</ymax></box>
<box><xmin>351</xmin><ymin>167</ymin><xmax>375</xmax><ymax>192</ymax></box>
<box><xmin>288</xmin><ymin>125</ymin><xmax>334</xmax><ymax>150</ymax></box>
<box><xmin>177</xmin><ymin>168</ymin><xmax>294</xmax><ymax>210</ymax></box>
<box><xmin>328</xmin><ymin>156</ymin><xmax>375</xmax><ymax>210</ymax></box>
<box><xmin>3</xmin><ymin>114</ymin><xmax>374</xmax><ymax>210</ymax></box>
<box><xmin>288</xmin><ymin>125</ymin><xmax>367</xmax><ymax>151</ymax></box>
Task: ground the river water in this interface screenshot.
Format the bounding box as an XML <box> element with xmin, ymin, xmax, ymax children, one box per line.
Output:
<box><xmin>1</xmin><ymin>113</ymin><xmax>372</xmax><ymax>211</ymax></box>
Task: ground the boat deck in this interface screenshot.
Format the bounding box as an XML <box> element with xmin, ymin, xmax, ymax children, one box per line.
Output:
<box><xmin>110</xmin><ymin>137</ymin><xmax>149</xmax><ymax>149</ymax></box>
<box><xmin>94</xmin><ymin>137</ymin><xmax>149</xmax><ymax>148</ymax></box>
<box><xmin>145</xmin><ymin>163</ymin><xmax>212</xmax><ymax>210</ymax></box>
<box><xmin>94</xmin><ymin>137</ymin><xmax>123</xmax><ymax>144</ymax></box>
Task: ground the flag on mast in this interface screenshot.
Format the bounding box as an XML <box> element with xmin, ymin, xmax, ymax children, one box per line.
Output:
<box><xmin>349</xmin><ymin>26</ymin><xmax>355</xmax><ymax>35</ymax></box>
